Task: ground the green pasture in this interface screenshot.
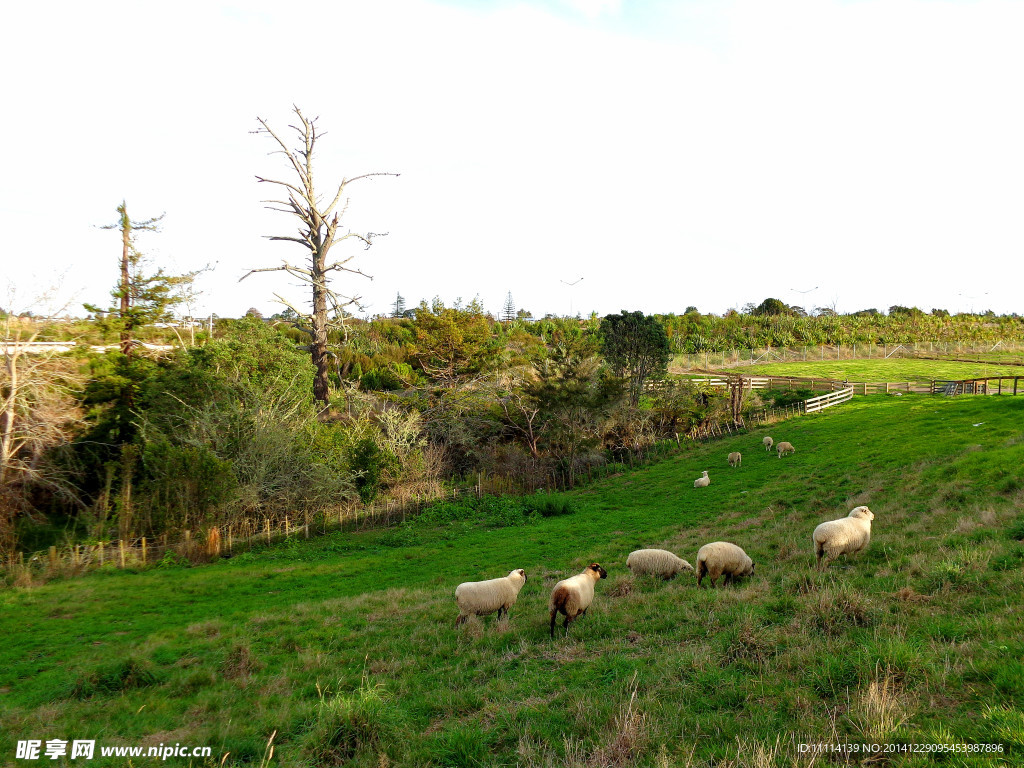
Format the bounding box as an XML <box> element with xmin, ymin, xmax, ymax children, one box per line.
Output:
<box><xmin>732</xmin><ymin>358</ymin><xmax>1024</xmax><ymax>383</ymax></box>
<box><xmin>2</xmin><ymin>395</ymin><xmax>1024</xmax><ymax>766</ymax></box>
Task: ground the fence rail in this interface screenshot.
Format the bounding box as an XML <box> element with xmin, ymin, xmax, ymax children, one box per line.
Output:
<box><xmin>805</xmin><ymin>387</ymin><xmax>854</xmax><ymax>413</ymax></box>
<box><xmin>931</xmin><ymin>376</ymin><xmax>1024</xmax><ymax>396</ymax></box>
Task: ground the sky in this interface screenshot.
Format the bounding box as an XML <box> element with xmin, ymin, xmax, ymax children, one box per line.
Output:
<box><xmin>2</xmin><ymin>0</ymin><xmax>1022</xmax><ymax>320</ymax></box>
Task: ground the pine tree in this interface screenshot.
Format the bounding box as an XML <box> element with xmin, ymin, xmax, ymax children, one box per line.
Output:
<box><xmin>502</xmin><ymin>291</ymin><xmax>516</xmax><ymax>322</ymax></box>
<box><xmin>392</xmin><ymin>292</ymin><xmax>407</xmax><ymax>318</ymax></box>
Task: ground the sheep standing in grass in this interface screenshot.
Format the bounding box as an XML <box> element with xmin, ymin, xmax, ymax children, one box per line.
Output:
<box><xmin>626</xmin><ymin>549</ymin><xmax>694</xmax><ymax>580</ymax></box>
<box><xmin>694</xmin><ymin>471</ymin><xmax>710</xmax><ymax>488</ymax></box>
<box><xmin>695</xmin><ymin>542</ymin><xmax>754</xmax><ymax>587</ymax></box>
<box><xmin>549</xmin><ymin>563</ymin><xmax>607</xmax><ymax>638</ymax></box>
<box><xmin>763</xmin><ymin>436</ymin><xmax>774</xmax><ymax>452</ymax></box>
<box><xmin>728</xmin><ymin>452</ymin><xmax>742</xmax><ymax>468</ymax></box>
<box><xmin>454</xmin><ymin>569</ymin><xmax>527</xmax><ymax>627</ymax></box>
<box><xmin>776</xmin><ymin>441</ymin><xmax>795</xmax><ymax>458</ymax></box>
<box><xmin>812</xmin><ymin>506</ymin><xmax>874</xmax><ymax>569</ymax></box>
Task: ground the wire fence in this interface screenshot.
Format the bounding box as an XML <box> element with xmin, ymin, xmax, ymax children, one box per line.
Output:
<box><xmin>673</xmin><ymin>339</ymin><xmax>1024</xmax><ymax>371</ymax></box>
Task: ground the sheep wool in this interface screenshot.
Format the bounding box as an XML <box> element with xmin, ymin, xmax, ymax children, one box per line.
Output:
<box><xmin>763</xmin><ymin>436</ymin><xmax>774</xmax><ymax>452</ymax></box>
<box><xmin>626</xmin><ymin>549</ymin><xmax>694</xmax><ymax>579</ymax></box>
<box><xmin>812</xmin><ymin>506</ymin><xmax>874</xmax><ymax>569</ymax></box>
<box><xmin>549</xmin><ymin>563</ymin><xmax>607</xmax><ymax>638</ymax></box>
<box><xmin>695</xmin><ymin>542</ymin><xmax>755</xmax><ymax>587</ymax></box>
<box><xmin>694</xmin><ymin>470</ymin><xmax>711</xmax><ymax>488</ymax></box>
<box><xmin>776</xmin><ymin>441</ymin><xmax>795</xmax><ymax>458</ymax></box>
<box><xmin>728</xmin><ymin>452</ymin><xmax>742</xmax><ymax>468</ymax></box>
<box><xmin>454</xmin><ymin>569</ymin><xmax>527</xmax><ymax>626</ymax></box>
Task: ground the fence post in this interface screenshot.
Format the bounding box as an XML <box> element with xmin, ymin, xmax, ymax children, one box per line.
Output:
<box><xmin>119</xmin><ymin>540</ymin><xmax>126</xmax><ymax>568</ymax></box>
<box><xmin>265</xmin><ymin>519</ymin><xmax>271</xmax><ymax>544</ymax></box>
<box><xmin>141</xmin><ymin>537</ymin><xmax>147</xmax><ymax>564</ymax></box>
<box><xmin>48</xmin><ymin>546</ymin><xmax>57</xmax><ymax>571</ymax></box>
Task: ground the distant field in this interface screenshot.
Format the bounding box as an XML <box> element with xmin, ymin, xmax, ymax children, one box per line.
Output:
<box><xmin>734</xmin><ymin>358</ymin><xmax>1024</xmax><ymax>382</ymax></box>
<box><xmin>3</xmin><ymin>395</ymin><xmax>1024</xmax><ymax>767</ymax></box>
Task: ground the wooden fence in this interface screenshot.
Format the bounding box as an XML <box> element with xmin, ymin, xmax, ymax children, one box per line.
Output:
<box><xmin>931</xmin><ymin>376</ymin><xmax>1024</xmax><ymax>396</ymax></box>
<box><xmin>805</xmin><ymin>387</ymin><xmax>854</xmax><ymax>413</ymax></box>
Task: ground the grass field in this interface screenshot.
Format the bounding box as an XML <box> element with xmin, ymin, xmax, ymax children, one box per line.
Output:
<box><xmin>2</xmin><ymin>395</ymin><xmax>1024</xmax><ymax>767</ymax></box>
<box><xmin>730</xmin><ymin>359</ymin><xmax>1024</xmax><ymax>383</ymax></box>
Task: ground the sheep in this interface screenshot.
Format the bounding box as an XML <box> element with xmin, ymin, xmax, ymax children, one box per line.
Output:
<box><xmin>728</xmin><ymin>451</ymin><xmax>742</xmax><ymax>468</ymax></box>
<box><xmin>812</xmin><ymin>506</ymin><xmax>874</xmax><ymax>569</ymax></box>
<box><xmin>626</xmin><ymin>549</ymin><xmax>694</xmax><ymax>580</ymax></box>
<box><xmin>776</xmin><ymin>441</ymin><xmax>795</xmax><ymax>458</ymax></box>
<box><xmin>549</xmin><ymin>563</ymin><xmax>607</xmax><ymax>638</ymax></box>
<box><xmin>695</xmin><ymin>542</ymin><xmax>755</xmax><ymax>587</ymax></box>
<box><xmin>694</xmin><ymin>470</ymin><xmax>710</xmax><ymax>488</ymax></box>
<box><xmin>454</xmin><ymin>568</ymin><xmax>527</xmax><ymax>627</ymax></box>
<box><xmin>763</xmin><ymin>436</ymin><xmax>774</xmax><ymax>452</ymax></box>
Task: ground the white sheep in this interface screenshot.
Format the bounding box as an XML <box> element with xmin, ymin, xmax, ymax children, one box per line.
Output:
<box><xmin>695</xmin><ymin>542</ymin><xmax>755</xmax><ymax>587</ymax></box>
<box><xmin>776</xmin><ymin>441</ymin><xmax>795</xmax><ymax>458</ymax></box>
<box><xmin>549</xmin><ymin>563</ymin><xmax>607</xmax><ymax>638</ymax></box>
<box><xmin>763</xmin><ymin>436</ymin><xmax>774</xmax><ymax>452</ymax></box>
<box><xmin>694</xmin><ymin>470</ymin><xmax>710</xmax><ymax>488</ymax></box>
<box><xmin>626</xmin><ymin>549</ymin><xmax>694</xmax><ymax>580</ymax></box>
<box><xmin>728</xmin><ymin>452</ymin><xmax>742</xmax><ymax>468</ymax></box>
<box><xmin>812</xmin><ymin>506</ymin><xmax>874</xmax><ymax>569</ymax></box>
<box><xmin>454</xmin><ymin>568</ymin><xmax>527</xmax><ymax>627</ymax></box>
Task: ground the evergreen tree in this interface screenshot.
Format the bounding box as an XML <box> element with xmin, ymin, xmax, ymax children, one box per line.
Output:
<box><xmin>599</xmin><ymin>310</ymin><xmax>671</xmax><ymax>406</ymax></box>
<box><xmin>502</xmin><ymin>292</ymin><xmax>516</xmax><ymax>322</ymax></box>
<box><xmin>84</xmin><ymin>202</ymin><xmax>200</xmax><ymax>359</ymax></box>
<box><xmin>392</xmin><ymin>292</ymin><xmax>407</xmax><ymax>318</ymax></box>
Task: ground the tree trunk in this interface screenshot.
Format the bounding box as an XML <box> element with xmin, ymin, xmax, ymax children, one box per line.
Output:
<box><xmin>120</xmin><ymin>218</ymin><xmax>132</xmax><ymax>358</ymax></box>
<box><xmin>0</xmin><ymin>352</ymin><xmax>16</xmax><ymax>485</ymax></box>
<box><xmin>311</xmin><ymin>278</ymin><xmax>331</xmax><ymax>408</ymax></box>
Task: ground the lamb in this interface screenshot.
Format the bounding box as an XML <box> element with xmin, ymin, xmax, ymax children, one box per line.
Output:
<box><xmin>694</xmin><ymin>470</ymin><xmax>710</xmax><ymax>488</ymax></box>
<box><xmin>812</xmin><ymin>506</ymin><xmax>874</xmax><ymax>569</ymax></box>
<box><xmin>549</xmin><ymin>563</ymin><xmax>607</xmax><ymax>638</ymax></box>
<box><xmin>626</xmin><ymin>549</ymin><xmax>694</xmax><ymax>580</ymax></box>
<box><xmin>728</xmin><ymin>452</ymin><xmax>742</xmax><ymax>468</ymax></box>
<box><xmin>695</xmin><ymin>542</ymin><xmax>755</xmax><ymax>587</ymax></box>
<box><xmin>763</xmin><ymin>436</ymin><xmax>774</xmax><ymax>452</ymax></box>
<box><xmin>776</xmin><ymin>441</ymin><xmax>795</xmax><ymax>458</ymax></box>
<box><xmin>454</xmin><ymin>568</ymin><xmax>527</xmax><ymax>627</ymax></box>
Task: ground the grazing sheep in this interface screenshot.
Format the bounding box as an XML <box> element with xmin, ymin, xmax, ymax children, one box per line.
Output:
<box><xmin>694</xmin><ymin>470</ymin><xmax>711</xmax><ymax>488</ymax></box>
<box><xmin>776</xmin><ymin>441</ymin><xmax>795</xmax><ymax>458</ymax></box>
<box><xmin>763</xmin><ymin>436</ymin><xmax>774</xmax><ymax>452</ymax></box>
<box><xmin>728</xmin><ymin>452</ymin><xmax>742</xmax><ymax>468</ymax></box>
<box><xmin>626</xmin><ymin>549</ymin><xmax>694</xmax><ymax>580</ymax></box>
<box><xmin>812</xmin><ymin>506</ymin><xmax>874</xmax><ymax>569</ymax></box>
<box><xmin>549</xmin><ymin>563</ymin><xmax>607</xmax><ymax>638</ymax></box>
<box><xmin>695</xmin><ymin>542</ymin><xmax>755</xmax><ymax>587</ymax></box>
<box><xmin>454</xmin><ymin>569</ymin><xmax>527</xmax><ymax>627</ymax></box>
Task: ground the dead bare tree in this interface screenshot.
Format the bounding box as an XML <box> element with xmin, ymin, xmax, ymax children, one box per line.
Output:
<box><xmin>242</xmin><ymin>106</ymin><xmax>398</xmax><ymax>408</ymax></box>
<box><xmin>1</xmin><ymin>285</ymin><xmax>85</xmax><ymax>555</ymax></box>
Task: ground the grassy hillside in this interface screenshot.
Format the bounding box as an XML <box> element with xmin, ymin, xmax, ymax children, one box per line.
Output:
<box><xmin>733</xmin><ymin>359</ymin><xmax>1024</xmax><ymax>383</ymax></box>
<box><xmin>2</xmin><ymin>395</ymin><xmax>1024</xmax><ymax>767</ymax></box>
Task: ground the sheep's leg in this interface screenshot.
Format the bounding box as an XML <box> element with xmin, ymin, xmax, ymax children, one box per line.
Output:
<box><xmin>549</xmin><ymin>610</ymin><xmax>558</xmax><ymax>639</ymax></box>
<box><xmin>455</xmin><ymin>614</ymin><xmax>467</xmax><ymax>627</ymax></box>
<box><xmin>497</xmin><ymin>605</ymin><xmax>506</xmax><ymax>621</ymax></box>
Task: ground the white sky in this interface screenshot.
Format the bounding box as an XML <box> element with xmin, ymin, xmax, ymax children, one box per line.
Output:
<box><xmin>2</xmin><ymin>0</ymin><xmax>1021</xmax><ymax>319</ymax></box>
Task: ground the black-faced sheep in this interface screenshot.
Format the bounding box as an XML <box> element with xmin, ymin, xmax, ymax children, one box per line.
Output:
<box><xmin>812</xmin><ymin>506</ymin><xmax>874</xmax><ymax>569</ymax></box>
<box><xmin>728</xmin><ymin>452</ymin><xmax>742</xmax><ymax>467</ymax></box>
<box><xmin>695</xmin><ymin>542</ymin><xmax>755</xmax><ymax>587</ymax></box>
<box><xmin>454</xmin><ymin>568</ymin><xmax>527</xmax><ymax>626</ymax></box>
<box><xmin>763</xmin><ymin>436</ymin><xmax>774</xmax><ymax>452</ymax></box>
<box><xmin>626</xmin><ymin>549</ymin><xmax>694</xmax><ymax>580</ymax></box>
<box><xmin>549</xmin><ymin>563</ymin><xmax>607</xmax><ymax>638</ymax></box>
<box><xmin>694</xmin><ymin>470</ymin><xmax>710</xmax><ymax>488</ymax></box>
<box><xmin>776</xmin><ymin>441</ymin><xmax>795</xmax><ymax>458</ymax></box>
